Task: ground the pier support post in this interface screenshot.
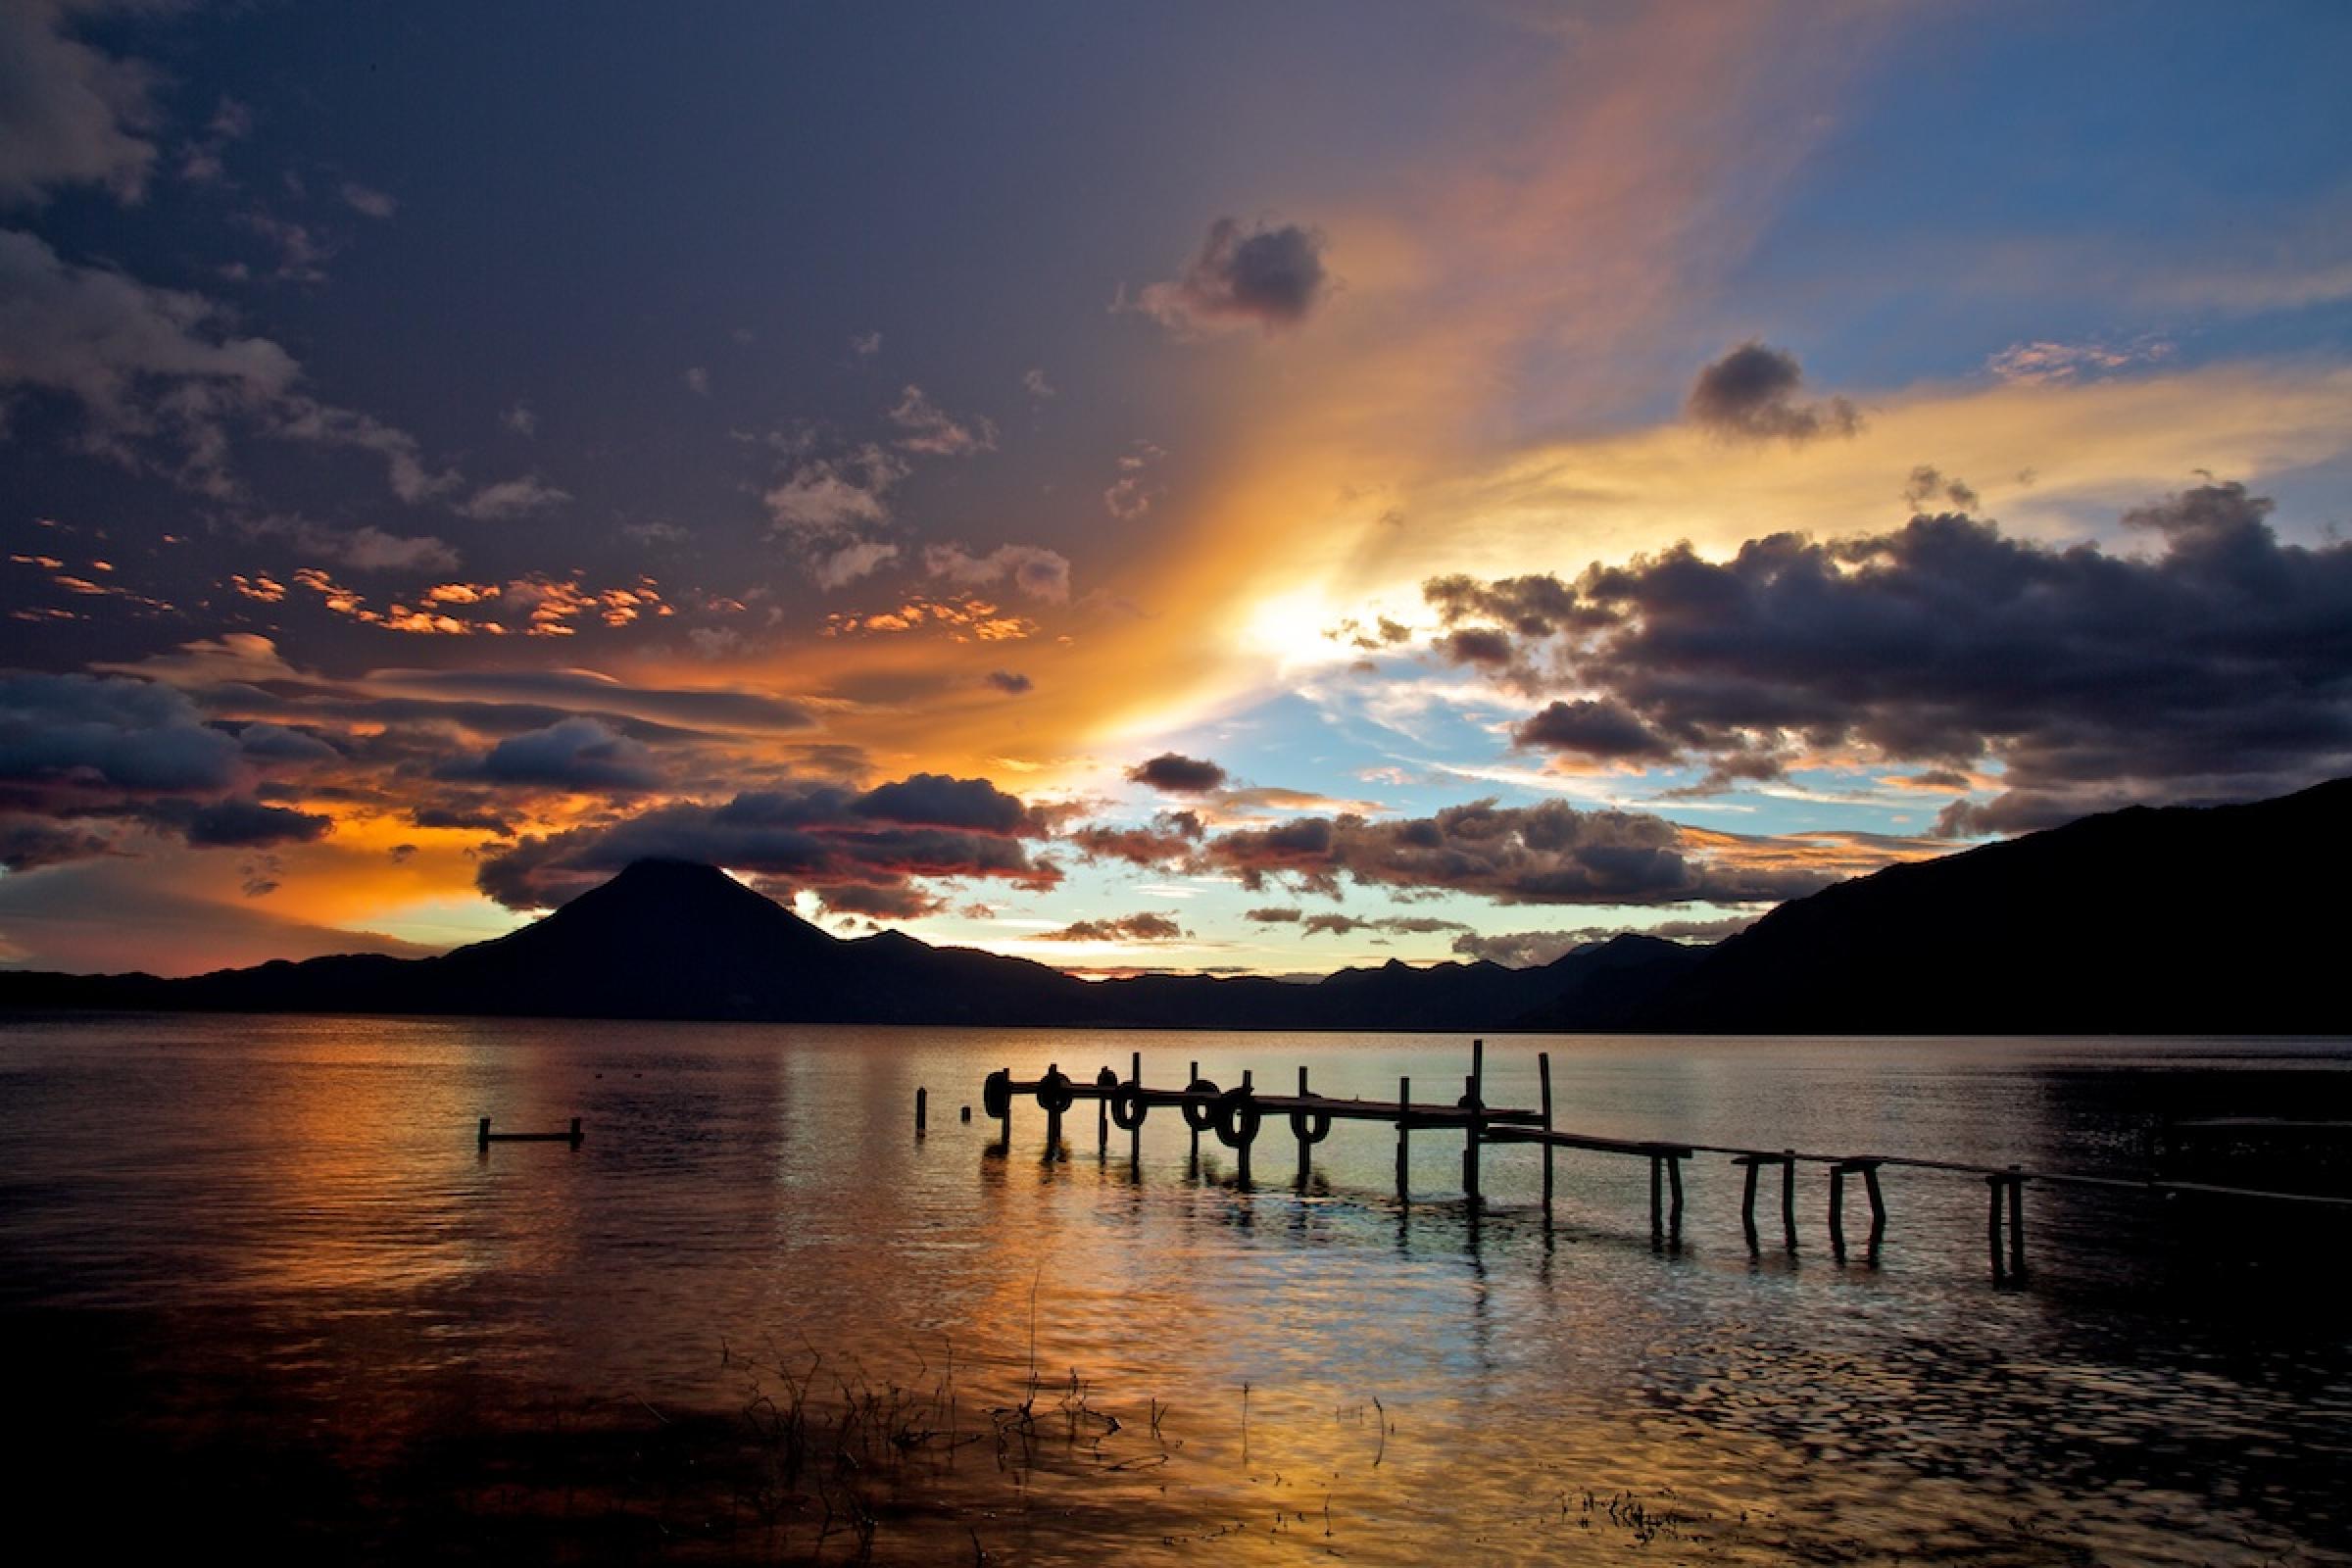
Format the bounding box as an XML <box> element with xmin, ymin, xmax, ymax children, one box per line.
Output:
<box><xmin>1864</xmin><ymin>1163</ymin><xmax>1886</xmax><ymax>1251</ymax></box>
<box><xmin>1649</xmin><ymin>1154</ymin><xmax>1664</xmax><ymax>1240</ymax></box>
<box><xmin>1985</xmin><ymin>1173</ymin><xmax>2006</xmax><ymax>1278</ymax></box>
<box><xmin>1461</xmin><ymin>1040</ymin><xmax>1485</xmax><ymax>1206</ymax></box>
<box><xmin>1667</xmin><ymin>1154</ymin><xmax>1684</xmax><ymax>1241</ymax></box>
<box><xmin>1396</xmin><ymin>1075</ymin><xmax>1411</xmax><ymax>1202</ymax></box>
<box><xmin>915</xmin><ymin>1087</ymin><xmax>927</xmax><ymax>1135</ymax></box>
<box><xmin>1781</xmin><ymin>1152</ymin><xmax>1798</xmax><ymax>1251</ymax></box>
<box><xmin>1538</xmin><ymin>1051</ymin><xmax>1555</xmax><ymax>1225</ymax></box>
<box><xmin>1297</xmin><ymin>1065</ymin><xmax>1312</xmax><ymax>1188</ymax></box>
<box><xmin>478</xmin><ymin>1116</ymin><xmax>492</xmax><ymax>1152</ymax></box>
<box><xmin>1043</xmin><ymin>1061</ymin><xmax>1063</xmax><ymax>1161</ymax></box>
<box><xmin>1740</xmin><ymin>1158</ymin><xmax>1761</xmax><ymax>1251</ymax></box>
<box><xmin>1129</xmin><ymin>1051</ymin><xmax>1143</xmax><ymax>1170</ymax></box>
<box><xmin>2006</xmin><ymin>1168</ymin><xmax>2027</xmax><ymax>1278</ymax></box>
<box><xmin>1236</xmin><ymin>1069</ymin><xmax>1253</xmax><ymax>1187</ymax></box>
<box><xmin>569</xmin><ymin>1116</ymin><xmax>582</xmax><ymax>1148</ymax></box>
<box><xmin>1189</xmin><ymin>1059</ymin><xmax>1201</xmax><ymax>1173</ymax></box>
<box><xmin>1829</xmin><ymin>1164</ymin><xmax>1847</xmax><ymax>1257</ymax></box>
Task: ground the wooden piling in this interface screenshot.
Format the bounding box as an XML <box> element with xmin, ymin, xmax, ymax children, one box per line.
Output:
<box><xmin>1829</xmin><ymin>1164</ymin><xmax>1847</xmax><ymax>1257</ymax></box>
<box><xmin>1297</xmin><ymin>1065</ymin><xmax>1312</xmax><ymax>1188</ymax></box>
<box><xmin>1648</xmin><ymin>1154</ymin><xmax>1664</xmax><ymax>1239</ymax></box>
<box><xmin>915</xmin><ymin>1087</ymin><xmax>927</xmax><ymax>1135</ymax></box>
<box><xmin>478</xmin><ymin>1115</ymin><xmax>491</xmax><ymax>1152</ymax></box>
<box><xmin>1129</xmin><ymin>1051</ymin><xmax>1143</xmax><ymax>1170</ymax></box>
<box><xmin>1096</xmin><ymin>1082</ymin><xmax>1108</xmax><ymax>1159</ymax></box>
<box><xmin>1043</xmin><ymin>1061</ymin><xmax>1063</xmax><ymax>1160</ymax></box>
<box><xmin>1782</xmin><ymin>1151</ymin><xmax>1798</xmax><ymax>1250</ymax></box>
<box><xmin>2006</xmin><ymin>1168</ymin><xmax>2027</xmax><ymax>1277</ymax></box>
<box><xmin>1538</xmin><ymin>1051</ymin><xmax>1556</xmax><ymax>1222</ymax></box>
<box><xmin>1461</xmin><ymin>1040</ymin><xmax>1485</xmax><ymax>1205</ymax></box>
<box><xmin>1396</xmin><ymin>1074</ymin><xmax>1411</xmax><ymax>1201</ymax></box>
<box><xmin>1985</xmin><ymin>1173</ymin><xmax>2006</xmax><ymax>1277</ymax></box>
<box><xmin>1237</xmin><ymin>1068</ymin><xmax>1253</xmax><ymax>1186</ymax></box>
<box><xmin>1864</xmin><ymin>1163</ymin><xmax>1886</xmax><ymax>1249</ymax></box>
<box><xmin>1667</xmin><ymin>1154</ymin><xmax>1684</xmax><ymax>1240</ymax></box>
<box><xmin>1189</xmin><ymin>1058</ymin><xmax>1201</xmax><ymax>1170</ymax></box>
<box><xmin>1740</xmin><ymin>1158</ymin><xmax>1761</xmax><ymax>1250</ymax></box>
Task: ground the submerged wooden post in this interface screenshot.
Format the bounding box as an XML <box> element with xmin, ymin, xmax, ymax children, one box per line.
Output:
<box><xmin>2007</xmin><ymin>1168</ymin><xmax>2027</xmax><ymax>1277</ymax></box>
<box><xmin>1829</xmin><ymin>1164</ymin><xmax>1847</xmax><ymax>1257</ymax></box>
<box><xmin>478</xmin><ymin>1115</ymin><xmax>492</xmax><ymax>1152</ymax></box>
<box><xmin>1985</xmin><ymin>1173</ymin><xmax>2006</xmax><ymax>1278</ymax></box>
<box><xmin>1864</xmin><ymin>1163</ymin><xmax>1886</xmax><ymax>1250</ymax></box>
<box><xmin>1129</xmin><ymin>1051</ymin><xmax>1143</xmax><ymax>1170</ymax></box>
<box><xmin>568</xmin><ymin>1116</ymin><xmax>582</xmax><ymax>1147</ymax></box>
<box><xmin>1043</xmin><ymin>1061</ymin><xmax>1063</xmax><ymax>1159</ymax></box>
<box><xmin>1461</xmin><ymin>1039</ymin><xmax>1485</xmax><ymax>1205</ymax></box>
<box><xmin>1740</xmin><ymin>1158</ymin><xmax>1761</xmax><ymax>1250</ymax></box>
<box><xmin>1096</xmin><ymin>1077</ymin><xmax>1108</xmax><ymax>1159</ymax></box>
<box><xmin>915</xmin><ymin>1087</ymin><xmax>927</xmax><ymax>1135</ymax></box>
<box><xmin>1297</xmin><ymin>1064</ymin><xmax>1312</xmax><ymax>1188</ymax></box>
<box><xmin>1396</xmin><ymin>1074</ymin><xmax>1411</xmax><ymax>1201</ymax></box>
<box><xmin>1781</xmin><ymin>1151</ymin><xmax>1798</xmax><ymax>1250</ymax></box>
<box><xmin>1648</xmin><ymin>1154</ymin><xmax>1664</xmax><ymax>1239</ymax></box>
<box><xmin>1667</xmin><ymin>1154</ymin><xmax>1685</xmax><ymax>1240</ymax></box>
<box><xmin>1538</xmin><ymin>1051</ymin><xmax>1555</xmax><ymax>1223</ymax></box>
<box><xmin>1189</xmin><ymin>1058</ymin><xmax>1201</xmax><ymax>1170</ymax></box>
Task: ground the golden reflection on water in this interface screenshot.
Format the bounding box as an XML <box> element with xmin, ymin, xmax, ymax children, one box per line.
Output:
<box><xmin>2</xmin><ymin>1016</ymin><xmax>2347</xmax><ymax>1564</ymax></box>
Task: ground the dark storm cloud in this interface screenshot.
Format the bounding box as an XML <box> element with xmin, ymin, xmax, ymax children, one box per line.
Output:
<box><xmin>473</xmin><ymin>775</ymin><xmax>1058</xmax><ymax>910</ymax></box>
<box><xmin>1036</xmin><ymin>911</ymin><xmax>1187</xmax><ymax>943</ymax></box>
<box><xmin>1197</xmin><ymin>799</ymin><xmax>1825</xmax><ymax>906</ymax></box>
<box><xmin>1421</xmin><ymin>482</ymin><xmax>2352</xmax><ymax>831</ymax></box>
<box><xmin>985</xmin><ymin>670</ymin><xmax>1034</xmax><ymax>695</ymax></box>
<box><xmin>407</xmin><ymin>804</ymin><xmax>514</xmax><ymax>836</ymax></box>
<box><xmin>0</xmin><ymin>671</ymin><xmax>339</xmax><ymax>863</ymax></box>
<box><xmin>0</xmin><ymin>671</ymin><xmax>244</xmax><ymax>793</ymax></box>
<box><xmin>1066</xmin><ymin>811</ymin><xmax>1203</xmax><ymax>866</ymax></box>
<box><xmin>1127</xmin><ymin>752</ymin><xmax>1229</xmax><ymax>793</ymax></box>
<box><xmin>1138</xmin><ymin>217</ymin><xmax>1330</xmax><ymax>335</ymax></box>
<box><xmin>172</xmin><ymin>798</ymin><xmax>334</xmax><ymax>849</ymax></box>
<box><xmin>433</xmin><ymin>717</ymin><xmax>663</xmax><ymax>793</ymax></box>
<box><xmin>1686</xmin><ymin>341</ymin><xmax>1861</xmax><ymax>442</ymax></box>
<box><xmin>365</xmin><ymin>669</ymin><xmax>817</xmax><ymax>733</ymax></box>
<box><xmin>1512</xmin><ymin>699</ymin><xmax>1674</xmax><ymax>760</ymax></box>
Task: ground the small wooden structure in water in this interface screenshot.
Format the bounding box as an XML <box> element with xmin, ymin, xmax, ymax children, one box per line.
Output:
<box><xmin>955</xmin><ymin>1042</ymin><xmax>2352</xmax><ymax>1281</ymax></box>
<box><xmin>477</xmin><ymin>1115</ymin><xmax>584</xmax><ymax>1151</ymax></box>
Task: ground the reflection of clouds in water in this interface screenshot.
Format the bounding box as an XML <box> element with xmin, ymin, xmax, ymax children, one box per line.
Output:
<box><xmin>7</xmin><ymin>1018</ymin><xmax>2346</xmax><ymax>1563</ymax></box>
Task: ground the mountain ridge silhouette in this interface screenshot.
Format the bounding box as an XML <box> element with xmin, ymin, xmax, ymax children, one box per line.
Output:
<box><xmin>2</xmin><ymin>780</ymin><xmax>2342</xmax><ymax>1033</ymax></box>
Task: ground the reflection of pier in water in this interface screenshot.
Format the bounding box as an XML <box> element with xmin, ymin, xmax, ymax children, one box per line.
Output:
<box><xmin>950</xmin><ymin>1041</ymin><xmax>2352</xmax><ymax>1282</ymax></box>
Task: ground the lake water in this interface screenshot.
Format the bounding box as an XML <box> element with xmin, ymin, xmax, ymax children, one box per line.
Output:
<box><xmin>3</xmin><ymin>1014</ymin><xmax>2348</xmax><ymax>1564</ymax></box>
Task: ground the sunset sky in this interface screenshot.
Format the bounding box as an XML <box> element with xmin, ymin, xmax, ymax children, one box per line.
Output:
<box><xmin>5</xmin><ymin>1</ymin><xmax>2351</xmax><ymax>976</ymax></box>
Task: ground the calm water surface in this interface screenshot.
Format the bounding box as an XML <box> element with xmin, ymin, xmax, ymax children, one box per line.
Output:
<box><xmin>3</xmin><ymin>1014</ymin><xmax>2348</xmax><ymax>1564</ymax></box>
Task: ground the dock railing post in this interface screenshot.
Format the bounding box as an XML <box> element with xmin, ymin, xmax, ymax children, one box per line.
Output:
<box><xmin>1538</xmin><ymin>1051</ymin><xmax>1555</xmax><ymax>1225</ymax></box>
<box><xmin>1396</xmin><ymin>1074</ymin><xmax>1411</xmax><ymax>1202</ymax></box>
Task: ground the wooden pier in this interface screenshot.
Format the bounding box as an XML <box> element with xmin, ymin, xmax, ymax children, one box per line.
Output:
<box><xmin>477</xmin><ymin>1115</ymin><xmax>583</xmax><ymax>1151</ymax></box>
<box><xmin>954</xmin><ymin>1043</ymin><xmax>2352</xmax><ymax>1280</ymax></box>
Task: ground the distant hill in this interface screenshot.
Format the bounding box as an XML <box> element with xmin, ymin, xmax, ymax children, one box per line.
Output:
<box><xmin>2</xmin><ymin>781</ymin><xmax>2343</xmax><ymax>1033</ymax></box>
<box><xmin>1522</xmin><ymin>777</ymin><xmax>2351</xmax><ymax>1035</ymax></box>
